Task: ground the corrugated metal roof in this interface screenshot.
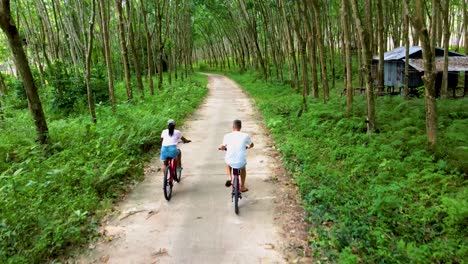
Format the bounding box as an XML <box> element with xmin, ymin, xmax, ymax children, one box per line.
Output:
<box><xmin>373</xmin><ymin>46</ymin><xmax>466</xmax><ymax>61</ymax></box>
<box><xmin>407</xmin><ymin>57</ymin><xmax>468</xmax><ymax>72</ymax></box>
<box><xmin>383</xmin><ymin>46</ymin><xmax>421</xmax><ymax>60</ymax></box>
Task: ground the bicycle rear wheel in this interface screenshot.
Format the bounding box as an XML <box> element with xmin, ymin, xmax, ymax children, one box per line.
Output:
<box><xmin>233</xmin><ymin>175</ymin><xmax>239</xmax><ymax>214</ymax></box>
<box><xmin>163</xmin><ymin>166</ymin><xmax>173</xmax><ymax>201</ymax></box>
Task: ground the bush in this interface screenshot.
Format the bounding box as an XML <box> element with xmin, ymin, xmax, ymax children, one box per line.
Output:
<box><xmin>45</xmin><ymin>61</ymin><xmax>108</xmax><ymax>117</ymax></box>
<box><xmin>3</xmin><ymin>74</ymin><xmax>28</xmax><ymax>109</ymax></box>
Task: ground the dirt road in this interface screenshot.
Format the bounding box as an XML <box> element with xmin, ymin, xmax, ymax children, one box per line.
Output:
<box><xmin>77</xmin><ymin>74</ymin><xmax>292</xmax><ymax>263</ymax></box>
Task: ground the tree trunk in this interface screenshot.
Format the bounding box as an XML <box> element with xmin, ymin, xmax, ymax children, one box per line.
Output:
<box><xmin>464</xmin><ymin>0</ymin><xmax>467</xmax><ymax>97</ymax></box>
<box><xmin>141</xmin><ymin>1</ymin><xmax>154</xmax><ymax>95</ymax></box>
<box><xmin>404</xmin><ymin>12</ymin><xmax>410</xmax><ymax>98</ymax></box>
<box><xmin>0</xmin><ymin>71</ymin><xmax>6</xmax><ymax>95</ymax></box>
<box><xmin>238</xmin><ymin>0</ymin><xmax>267</xmax><ymax>79</ymax></box>
<box><xmin>0</xmin><ymin>0</ymin><xmax>49</xmax><ymax>144</ymax></box>
<box><xmin>98</xmin><ymin>0</ymin><xmax>116</xmax><ymax>112</ymax></box>
<box><xmin>377</xmin><ymin>0</ymin><xmax>385</xmax><ymax>92</ymax></box>
<box><xmin>342</xmin><ymin>0</ymin><xmax>353</xmax><ymax>116</ymax></box>
<box><xmin>85</xmin><ymin>0</ymin><xmax>97</xmax><ymax>123</ymax></box>
<box><xmin>406</xmin><ymin>0</ymin><xmax>438</xmax><ymax>149</ymax></box>
<box><xmin>126</xmin><ymin>0</ymin><xmax>144</xmax><ymax>98</ymax></box>
<box><xmin>0</xmin><ymin>71</ymin><xmax>5</xmax><ymax>120</ymax></box>
<box><xmin>301</xmin><ymin>0</ymin><xmax>318</xmax><ymax>97</ymax></box>
<box><xmin>311</xmin><ymin>0</ymin><xmax>329</xmax><ymax>102</ymax></box>
<box><xmin>350</xmin><ymin>0</ymin><xmax>376</xmax><ymax>133</ymax></box>
<box><xmin>440</xmin><ymin>0</ymin><xmax>450</xmax><ymax>99</ymax></box>
<box><xmin>156</xmin><ymin>0</ymin><xmax>170</xmax><ymax>90</ymax></box>
<box><xmin>116</xmin><ymin>0</ymin><xmax>132</xmax><ymax>100</ymax></box>
<box><xmin>279</xmin><ymin>0</ymin><xmax>299</xmax><ymax>91</ymax></box>
<box><xmin>0</xmin><ymin>93</ymin><xmax>3</xmax><ymax>121</ymax></box>
<box><xmin>292</xmin><ymin>1</ymin><xmax>310</xmax><ymax>98</ymax></box>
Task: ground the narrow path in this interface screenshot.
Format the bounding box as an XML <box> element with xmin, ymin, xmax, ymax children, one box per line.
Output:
<box><xmin>77</xmin><ymin>74</ymin><xmax>290</xmax><ymax>263</ymax></box>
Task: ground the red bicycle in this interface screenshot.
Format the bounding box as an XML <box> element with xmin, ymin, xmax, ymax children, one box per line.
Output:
<box><xmin>163</xmin><ymin>155</ymin><xmax>181</xmax><ymax>201</ymax></box>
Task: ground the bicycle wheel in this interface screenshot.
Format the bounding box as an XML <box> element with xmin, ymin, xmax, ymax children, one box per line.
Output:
<box><xmin>174</xmin><ymin>166</ymin><xmax>181</xmax><ymax>183</ymax></box>
<box><xmin>233</xmin><ymin>174</ymin><xmax>239</xmax><ymax>214</ymax></box>
<box><xmin>163</xmin><ymin>166</ymin><xmax>173</xmax><ymax>201</ymax></box>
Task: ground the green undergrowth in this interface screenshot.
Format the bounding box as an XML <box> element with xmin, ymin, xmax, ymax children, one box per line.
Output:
<box><xmin>0</xmin><ymin>75</ymin><xmax>207</xmax><ymax>263</ymax></box>
<box><xmin>226</xmin><ymin>71</ymin><xmax>467</xmax><ymax>263</ymax></box>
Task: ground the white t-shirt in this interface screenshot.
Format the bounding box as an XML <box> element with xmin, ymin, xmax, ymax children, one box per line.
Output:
<box><xmin>223</xmin><ymin>131</ymin><xmax>252</xmax><ymax>169</ymax></box>
<box><xmin>161</xmin><ymin>129</ymin><xmax>182</xmax><ymax>146</ymax></box>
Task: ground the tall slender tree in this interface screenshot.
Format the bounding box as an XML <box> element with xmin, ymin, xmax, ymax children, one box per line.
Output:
<box><xmin>126</xmin><ymin>0</ymin><xmax>144</xmax><ymax>98</ymax></box>
<box><xmin>440</xmin><ymin>0</ymin><xmax>450</xmax><ymax>99</ymax></box>
<box><xmin>342</xmin><ymin>0</ymin><xmax>353</xmax><ymax>115</ymax></box>
<box><xmin>85</xmin><ymin>0</ymin><xmax>97</xmax><ymax>123</ymax></box>
<box><xmin>464</xmin><ymin>0</ymin><xmax>467</xmax><ymax>97</ymax></box>
<box><xmin>311</xmin><ymin>0</ymin><xmax>330</xmax><ymax>102</ymax></box>
<box><xmin>116</xmin><ymin>0</ymin><xmax>132</xmax><ymax>100</ymax></box>
<box><xmin>98</xmin><ymin>0</ymin><xmax>116</xmax><ymax>112</ymax></box>
<box><xmin>0</xmin><ymin>0</ymin><xmax>49</xmax><ymax>144</ymax></box>
<box><xmin>377</xmin><ymin>0</ymin><xmax>385</xmax><ymax>92</ymax></box>
<box><xmin>404</xmin><ymin>10</ymin><xmax>410</xmax><ymax>98</ymax></box>
<box><xmin>141</xmin><ymin>0</ymin><xmax>155</xmax><ymax>95</ymax></box>
<box><xmin>350</xmin><ymin>0</ymin><xmax>377</xmax><ymax>133</ymax></box>
<box><xmin>405</xmin><ymin>0</ymin><xmax>438</xmax><ymax>148</ymax></box>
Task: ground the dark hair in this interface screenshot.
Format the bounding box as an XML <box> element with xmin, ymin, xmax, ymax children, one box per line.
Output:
<box><xmin>168</xmin><ymin>123</ymin><xmax>175</xmax><ymax>136</ymax></box>
<box><xmin>233</xmin><ymin>119</ymin><xmax>242</xmax><ymax>129</ymax></box>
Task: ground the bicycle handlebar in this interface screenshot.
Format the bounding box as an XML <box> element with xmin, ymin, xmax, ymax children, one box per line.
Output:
<box><xmin>218</xmin><ymin>146</ymin><xmax>249</xmax><ymax>151</ymax></box>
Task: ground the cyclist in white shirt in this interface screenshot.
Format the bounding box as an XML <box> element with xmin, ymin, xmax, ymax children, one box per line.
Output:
<box><xmin>161</xmin><ymin>119</ymin><xmax>190</xmax><ymax>174</ymax></box>
<box><xmin>219</xmin><ymin>119</ymin><xmax>254</xmax><ymax>192</ymax></box>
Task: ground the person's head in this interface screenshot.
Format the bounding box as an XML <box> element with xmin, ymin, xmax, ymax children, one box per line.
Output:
<box><xmin>232</xmin><ymin>119</ymin><xmax>242</xmax><ymax>131</ymax></box>
<box><xmin>168</xmin><ymin>119</ymin><xmax>175</xmax><ymax>136</ymax></box>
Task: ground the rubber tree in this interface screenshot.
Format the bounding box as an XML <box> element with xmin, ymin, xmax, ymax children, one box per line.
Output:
<box><xmin>85</xmin><ymin>0</ymin><xmax>97</xmax><ymax>123</ymax></box>
<box><xmin>116</xmin><ymin>0</ymin><xmax>132</xmax><ymax>100</ymax></box>
<box><xmin>0</xmin><ymin>0</ymin><xmax>49</xmax><ymax>144</ymax></box>
<box><xmin>350</xmin><ymin>0</ymin><xmax>377</xmax><ymax>133</ymax></box>
<box><xmin>405</xmin><ymin>0</ymin><xmax>438</xmax><ymax>149</ymax></box>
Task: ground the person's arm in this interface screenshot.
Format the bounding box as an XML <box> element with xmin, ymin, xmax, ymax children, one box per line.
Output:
<box><xmin>246</xmin><ymin>135</ymin><xmax>254</xmax><ymax>149</ymax></box>
<box><xmin>181</xmin><ymin>136</ymin><xmax>191</xmax><ymax>143</ymax></box>
<box><xmin>219</xmin><ymin>134</ymin><xmax>227</xmax><ymax>150</ymax></box>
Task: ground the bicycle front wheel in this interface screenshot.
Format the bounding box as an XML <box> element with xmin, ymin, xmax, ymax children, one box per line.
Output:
<box><xmin>233</xmin><ymin>175</ymin><xmax>239</xmax><ymax>214</ymax></box>
<box><xmin>163</xmin><ymin>166</ymin><xmax>173</xmax><ymax>201</ymax></box>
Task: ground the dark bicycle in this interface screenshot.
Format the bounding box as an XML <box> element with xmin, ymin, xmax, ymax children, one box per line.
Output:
<box><xmin>230</xmin><ymin>167</ymin><xmax>242</xmax><ymax>214</ymax></box>
<box><xmin>219</xmin><ymin>146</ymin><xmax>248</xmax><ymax>214</ymax></box>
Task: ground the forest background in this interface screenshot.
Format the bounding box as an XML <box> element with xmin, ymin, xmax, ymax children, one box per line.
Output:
<box><xmin>0</xmin><ymin>0</ymin><xmax>467</xmax><ymax>263</ymax></box>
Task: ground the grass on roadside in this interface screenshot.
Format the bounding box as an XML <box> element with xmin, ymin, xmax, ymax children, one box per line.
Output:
<box><xmin>224</xmin><ymin>70</ymin><xmax>467</xmax><ymax>263</ymax></box>
<box><xmin>0</xmin><ymin>74</ymin><xmax>207</xmax><ymax>263</ymax></box>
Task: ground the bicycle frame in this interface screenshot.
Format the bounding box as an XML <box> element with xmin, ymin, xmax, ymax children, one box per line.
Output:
<box><xmin>163</xmin><ymin>156</ymin><xmax>179</xmax><ymax>201</ymax></box>
<box><xmin>231</xmin><ymin>167</ymin><xmax>242</xmax><ymax>214</ymax></box>
<box><xmin>167</xmin><ymin>157</ymin><xmax>177</xmax><ymax>181</ymax></box>
<box><xmin>232</xmin><ymin>168</ymin><xmax>242</xmax><ymax>193</ymax></box>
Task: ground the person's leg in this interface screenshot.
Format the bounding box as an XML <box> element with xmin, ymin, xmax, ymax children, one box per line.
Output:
<box><xmin>162</xmin><ymin>160</ymin><xmax>169</xmax><ymax>175</ymax></box>
<box><xmin>225</xmin><ymin>164</ymin><xmax>232</xmax><ymax>181</ymax></box>
<box><xmin>240</xmin><ymin>168</ymin><xmax>248</xmax><ymax>192</ymax></box>
<box><xmin>177</xmin><ymin>149</ymin><xmax>182</xmax><ymax>168</ymax></box>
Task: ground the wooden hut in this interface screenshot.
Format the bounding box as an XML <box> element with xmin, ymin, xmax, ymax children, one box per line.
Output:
<box><xmin>372</xmin><ymin>46</ymin><xmax>468</xmax><ymax>96</ymax></box>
